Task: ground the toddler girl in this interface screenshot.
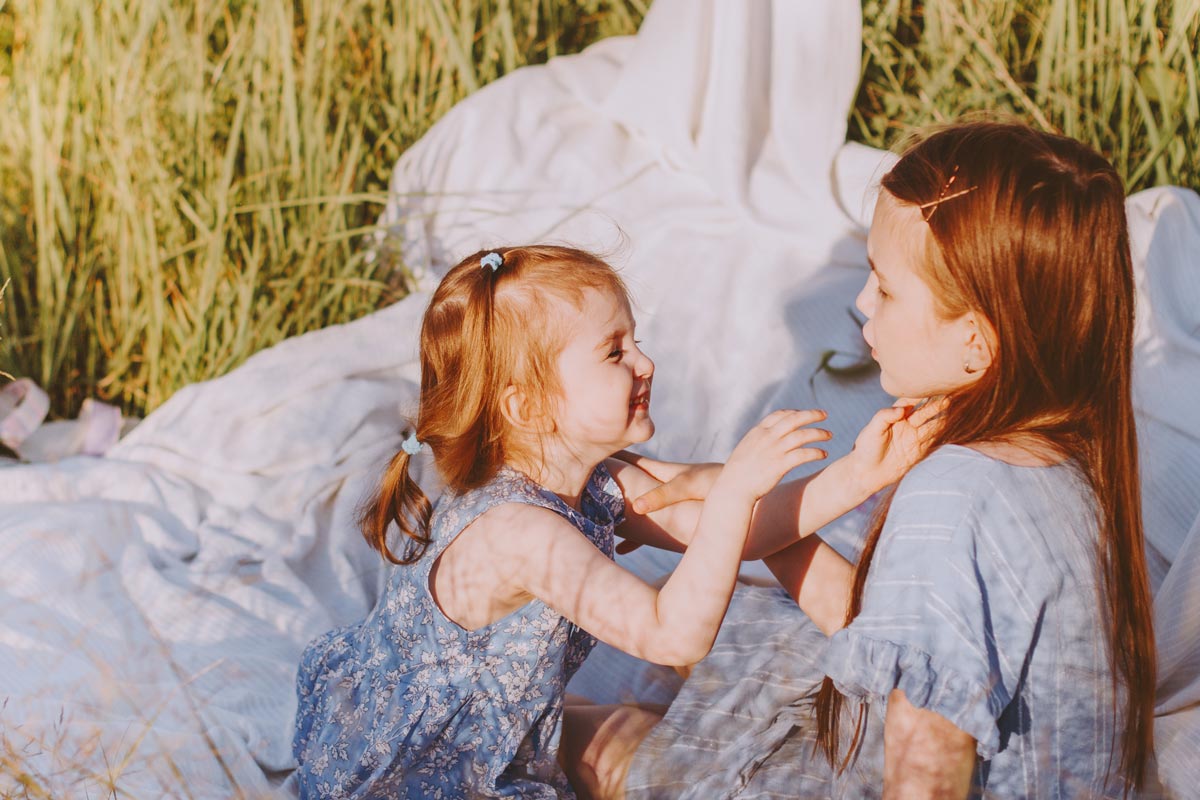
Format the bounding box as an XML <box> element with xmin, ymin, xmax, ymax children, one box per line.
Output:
<box><xmin>292</xmin><ymin>245</ymin><xmax>914</xmax><ymax>798</ymax></box>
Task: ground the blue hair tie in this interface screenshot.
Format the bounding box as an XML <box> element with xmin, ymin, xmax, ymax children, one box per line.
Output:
<box><xmin>481</xmin><ymin>251</ymin><xmax>503</xmax><ymax>272</ymax></box>
<box><xmin>400</xmin><ymin>431</ymin><xmax>423</xmax><ymax>456</ymax></box>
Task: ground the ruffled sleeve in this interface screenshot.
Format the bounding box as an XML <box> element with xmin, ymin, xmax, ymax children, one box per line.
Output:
<box><xmin>820</xmin><ymin>447</ymin><xmax>1065</xmax><ymax>760</ymax></box>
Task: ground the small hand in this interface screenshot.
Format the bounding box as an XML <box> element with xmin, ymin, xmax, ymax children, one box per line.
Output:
<box><xmin>613</xmin><ymin>450</ymin><xmax>707</xmax><ymax>485</ymax></box>
<box><xmin>630</xmin><ymin>462</ymin><xmax>722</xmax><ymax>515</ymax></box>
<box><xmin>718</xmin><ymin>409</ymin><xmax>831</xmax><ymax>501</ymax></box>
<box><xmin>849</xmin><ymin>396</ymin><xmax>947</xmax><ymax>494</ymax></box>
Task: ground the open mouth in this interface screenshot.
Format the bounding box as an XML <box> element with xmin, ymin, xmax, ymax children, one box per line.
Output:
<box><xmin>629</xmin><ymin>389</ymin><xmax>651</xmax><ymax>412</ymax></box>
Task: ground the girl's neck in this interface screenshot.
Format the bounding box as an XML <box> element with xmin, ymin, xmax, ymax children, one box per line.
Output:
<box><xmin>511</xmin><ymin>446</ymin><xmax>602</xmax><ymax>512</ymax></box>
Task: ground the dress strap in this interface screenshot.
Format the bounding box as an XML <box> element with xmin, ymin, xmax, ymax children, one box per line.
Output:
<box><xmin>418</xmin><ymin>468</ymin><xmax>559</xmax><ymax>571</ymax></box>
<box><xmin>417</xmin><ymin>464</ymin><xmax>623</xmax><ymax>576</ymax></box>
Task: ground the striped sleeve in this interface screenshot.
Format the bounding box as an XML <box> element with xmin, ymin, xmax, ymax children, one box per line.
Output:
<box><xmin>820</xmin><ymin>450</ymin><xmax>1043</xmax><ymax>759</ymax></box>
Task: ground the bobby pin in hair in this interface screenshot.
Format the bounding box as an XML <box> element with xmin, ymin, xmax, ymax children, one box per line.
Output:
<box><xmin>919</xmin><ymin>165</ymin><xmax>977</xmax><ymax>222</ymax></box>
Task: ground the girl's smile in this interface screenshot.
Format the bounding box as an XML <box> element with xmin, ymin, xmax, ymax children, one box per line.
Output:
<box><xmin>552</xmin><ymin>287</ymin><xmax>656</xmax><ymax>457</ymax></box>
<box><xmin>629</xmin><ymin>387</ymin><xmax>651</xmax><ymax>415</ymax></box>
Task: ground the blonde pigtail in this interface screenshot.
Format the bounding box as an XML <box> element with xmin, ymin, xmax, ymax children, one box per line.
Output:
<box><xmin>360</xmin><ymin>432</ymin><xmax>434</xmax><ymax>565</ymax></box>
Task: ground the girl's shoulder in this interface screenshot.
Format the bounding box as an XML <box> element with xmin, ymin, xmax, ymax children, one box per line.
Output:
<box><xmin>897</xmin><ymin>443</ymin><xmax>1094</xmax><ymax>532</ymax></box>
<box><xmin>890</xmin><ymin>445</ymin><xmax>1009</xmax><ymax>520</ymax></box>
<box><xmin>431</xmin><ymin>463</ymin><xmax>622</xmax><ymax>542</ymax></box>
<box><xmin>905</xmin><ymin>442</ymin><xmax>1011</xmax><ymax>477</ymax></box>
<box><xmin>899</xmin><ymin>443</ymin><xmax>1082</xmax><ymax>498</ymax></box>
<box><xmin>888</xmin><ymin>444</ymin><xmax>1095</xmax><ymax>559</ymax></box>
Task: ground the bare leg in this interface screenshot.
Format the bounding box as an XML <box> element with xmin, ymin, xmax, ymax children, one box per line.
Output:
<box><xmin>560</xmin><ymin>702</ymin><xmax>665</xmax><ymax>800</ymax></box>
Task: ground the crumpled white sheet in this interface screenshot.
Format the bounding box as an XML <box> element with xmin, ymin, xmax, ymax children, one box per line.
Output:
<box><xmin>2</xmin><ymin>0</ymin><xmax>1198</xmax><ymax>796</ymax></box>
<box><xmin>0</xmin><ymin>298</ymin><xmax>428</xmax><ymax>795</ymax></box>
<box><xmin>1128</xmin><ymin>188</ymin><xmax>1200</xmax><ymax>796</ymax></box>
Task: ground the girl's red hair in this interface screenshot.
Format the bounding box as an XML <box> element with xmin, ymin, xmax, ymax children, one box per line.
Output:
<box><xmin>359</xmin><ymin>245</ymin><xmax>630</xmax><ymax>564</ymax></box>
<box><xmin>815</xmin><ymin>121</ymin><xmax>1155</xmax><ymax>792</ymax></box>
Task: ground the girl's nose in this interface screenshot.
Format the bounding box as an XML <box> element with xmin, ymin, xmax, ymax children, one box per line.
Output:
<box><xmin>854</xmin><ymin>274</ymin><xmax>876</xmax><ymax>318</ymax></box>
<box><xmin>634</xmin><ymin>346</ymin><xmax>654</xmax><ymax>380</ymax></box>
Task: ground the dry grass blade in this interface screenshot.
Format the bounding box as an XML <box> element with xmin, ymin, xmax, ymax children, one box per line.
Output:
<box><xmin>0</xmin><ymin>0</ymin><xmax>644</xmax><ymax>418</ymax></box>
<box><xmin>6</xmin><ymin>0</ymin><xmax>1194</xmax><ymax>418</ymax></box>
<box><xmin>855</xmin><ymin>0</ymin><xmax>1199</xmax><ymax>194</ymax></box>
<box><xmin>0</xmin><ymin>279</ymin><xmax>13</xmax><ymax>381</ymax></box>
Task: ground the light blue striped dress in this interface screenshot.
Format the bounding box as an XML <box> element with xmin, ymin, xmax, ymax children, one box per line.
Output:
<box><xmin>627</xmin><ymin>445</ymin><xmax>1129</xmax><ymax>798</ymax></box>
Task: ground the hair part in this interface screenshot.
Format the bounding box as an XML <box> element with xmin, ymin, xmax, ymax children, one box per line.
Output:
<box><xmin>359</xmin><ymin>245</ymin><xmax>631</xmax><ymax>565</ymax></box>
<box><xmin>815</xmin><ymin>120</ymin><xmax>1155</xmax><ymax>793</ymax></box>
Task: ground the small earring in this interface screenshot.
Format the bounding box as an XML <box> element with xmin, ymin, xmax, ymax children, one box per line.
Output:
<box><xmin>964</xmin><ymin>358</ymin><xmax>977</xmax><ymax>374</ymax></box>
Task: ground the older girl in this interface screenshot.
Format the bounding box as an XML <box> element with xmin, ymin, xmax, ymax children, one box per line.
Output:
<box><xmin>572</xmin><ymin>121</ymin><xmax>1156</xmax><ymax>798</ymax></box>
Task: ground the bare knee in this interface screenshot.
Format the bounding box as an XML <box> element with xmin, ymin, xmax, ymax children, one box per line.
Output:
<box><xmin>560</xmin><ymin>702</ymin><xmax>664</xmax><ymax>800</ymax></box>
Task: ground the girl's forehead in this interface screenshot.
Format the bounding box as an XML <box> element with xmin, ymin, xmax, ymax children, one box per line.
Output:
<box><xmin>546</xmin><ymin>287</ymin><xmax>633</xmax><ymax>353</ymax></box>
<box><xmin>579</xmin><ymin>286</ymin><xmax>634</xmax><ymax>323</ymax></box>
<box><xmin>531</xmin><ymin>285</ymin><xmax>622</xmax><ymax>320</ymax></box>
<box><xmin>868</xmin><ymin>191</ymin><xmax>929</xmax><ymax>279</ymax></box>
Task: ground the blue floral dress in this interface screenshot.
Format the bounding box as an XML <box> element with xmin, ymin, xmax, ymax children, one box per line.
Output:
<box><xmin>292</xmin><ymin>465</ymin><xmax>623</xmax><ymax>799</ymax></box>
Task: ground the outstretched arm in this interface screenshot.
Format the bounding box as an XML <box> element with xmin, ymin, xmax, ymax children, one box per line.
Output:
<box><xmin>514</xmin><ymin>410</ymin><xmax>829</xmax><ymax>666</ymax></box>
<box><xmin>605</xmin><ymin>411</ymin><xmax>837</xmax><ymax>557</ymax></box>
<box><xmin>609</xmin><ymin>454</ymin><xmax>862</xmax><ymax>562</ymax></box>
<box><xmin>603</xmin><ymin>458</ymin><xmax>706</xmax><ymax>555</ymax></box>
<box><xmin>761</xmin><ymin>535</ymin><xmax>853</xmax><ymax>635</ymax></box>
<box><xmin>625</xmin><ymin>399</ymin><xmax>946</xmax><ymax>559</ymax></box>
<box><xmin>610</xmin><ymin>460</ymin><xmax>860</xmax><ymax>635</ymax></box>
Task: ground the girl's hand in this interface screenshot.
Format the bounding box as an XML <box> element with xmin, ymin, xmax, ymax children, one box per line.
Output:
<box><xmin>717</xmin><ymin>409</ymin><xmax>831</xmax><ymax>501</ymax></box>
<box><xmin>612</xmin><ymin>451</ymin><xmax>708</xmax><ymax>485</ymax></box>
<box><xmin>629</xmin><ymin>463</ymin><xmax>722</xmax><ymax>515</ymax></box>
<box><xmin>848</xmin><ymin>397</ymin><xmax>947</xmax><ymax>495</ymax></box>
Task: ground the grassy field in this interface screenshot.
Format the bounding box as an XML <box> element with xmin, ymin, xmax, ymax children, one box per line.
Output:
<box><xmin>1</xmin><ymin>0</ymin><xmax>1197</xmax><ymax>419</ymax></box>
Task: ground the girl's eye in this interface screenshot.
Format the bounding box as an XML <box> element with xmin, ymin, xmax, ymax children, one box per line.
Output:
<box><xmin>607</xmin><ymin>348</ymin><xmax>624</xmax><ymax>360</ymax></box>
<box><xmin>876</xmin><ymin>285</ymin><xmax>889</xmax><ymax>299</ymax></box>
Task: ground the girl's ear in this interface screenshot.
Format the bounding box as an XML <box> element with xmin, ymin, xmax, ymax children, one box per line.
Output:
<box><xmin>500</xmin><ymin>385</ymin><xmax>555</xmax><ymax>434</ymax></box>
<box><xmin>500</xmin><ymin>385</ymin><xmax>532</xmax><ymax>431</ymax></box>
<box><xmin>963</xmin><ymin>312</ymin><xmax>998</xmax><ymax>372</ymax></box>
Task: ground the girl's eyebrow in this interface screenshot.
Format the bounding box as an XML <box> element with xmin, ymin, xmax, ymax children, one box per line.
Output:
<box><xmin>867</xmin><ymin>255</ymin><xmax>888</xmax><ymax>282</ymax></box>
<box><xmin>595</xmin><ymin>328</ymin><xmax>627</xmax><ymax>350</ymax></box>
<box><xmin>594</xmin><ymin>321</ymin><xmax>637</xmax><ymax>351</ymax></box>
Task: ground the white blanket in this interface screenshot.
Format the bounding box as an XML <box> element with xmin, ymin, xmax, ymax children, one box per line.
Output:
<box><xmin>3</xmin><ymin>1</ymin><xmax>1198</xmax><ymax>796</ymax></box>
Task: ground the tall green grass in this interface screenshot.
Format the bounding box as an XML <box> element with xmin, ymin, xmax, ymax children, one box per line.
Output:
<box><xmin>0</xmin><ymin>0</ymin><xmax>1197</xmax><ymax>419</ymax></box>
<box><xmin>853</xmin><ymin>0</ymin><xmax>1200</xmax><ymax>190</ymax></box>
<box><xmin>0</xmin><ymin>0</ymin><xmax>645</xmax><ymax>417</ymax></box>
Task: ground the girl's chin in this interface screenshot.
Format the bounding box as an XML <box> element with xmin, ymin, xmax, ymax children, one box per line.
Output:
<box><xmin>628</xmin><ymin>418</ymin><xmax>655</xmax><ymax>443</ymax></box>
<box><xmin>879</xmin><ymin>373</ymin><xmax>924</xmax><ymax>400</ymax></box>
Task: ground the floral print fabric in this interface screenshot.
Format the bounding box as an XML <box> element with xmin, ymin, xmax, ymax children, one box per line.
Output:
<box><xmin>293</xmin><ymin>465</ymin><xmax>622</xmax><ymax>798</ymax></box>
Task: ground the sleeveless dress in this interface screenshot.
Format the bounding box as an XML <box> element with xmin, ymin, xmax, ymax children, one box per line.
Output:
<box><xmin>292</xmin><ymin>464</ymin><xmax>623</xmax><ymax>799</ymax></box>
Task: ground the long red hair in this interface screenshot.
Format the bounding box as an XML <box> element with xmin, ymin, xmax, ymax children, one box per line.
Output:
<box><xmin>814</xmin><ymin>121</ymin><xmax>1155</xmax><ymax>791</ymax></box>
<box><xmin>359</xmin><ymin>245</ymin><xmax>630</xmax><ymax>564</ymax></box>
